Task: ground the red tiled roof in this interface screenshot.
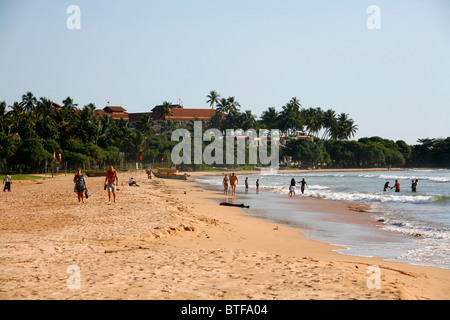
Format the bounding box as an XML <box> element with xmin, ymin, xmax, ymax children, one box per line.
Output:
<box><xmin>165</xmin><ymin>108</ymin><xmax>216</xmax><ymax>121</ymax></box>
<box><xmin>104</xmin><ymin>106</ymin><xmax>127</xmax><ymax>113</ymax></box>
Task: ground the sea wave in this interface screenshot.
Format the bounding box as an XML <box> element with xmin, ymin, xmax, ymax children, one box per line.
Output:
<box><xmin>306</xmin><ymin>191</ymin><xmax>438</xmax><ymax>204</ymax></box>
<box><xmin>357</xmin><ymin>174</ymin><xmax>450</xmax><ymax>183</ymax></box>
<box><xmin>377</xmin><ymin>217</ymin><xmax>450</xmax><ymax>240</ymax></box>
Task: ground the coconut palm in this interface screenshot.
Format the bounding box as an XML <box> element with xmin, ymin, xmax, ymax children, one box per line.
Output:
<box><xmin>206</xmin><ymin>90</ymin><xmax>220</xmax><ymax>118</ymax></box>
<box><xmin>161</xmin><ymin>101</ymin><xmax>174</xmax><ymax>119</ymax></box>
<box><xmin>301</xmin><ymin>107</ymin><xmax>323</xmax><ymax>137</ymax></box>
<box><xmin>216</xmin><ymin>98</ymin><xmax>230</xmax><ymax>114</ymax></box>
<box><xmin>138</xmin><ymin>113</ymin><xmax>155</xmax><ymax>137</ymax></box>
<box><xmin>321</xmin><ymin>109</ymin><xmax>337</xmax><ymax>139</ymax></box>
<box><xmin>20</xmin><ymin>92</ymin><xmax>38</xmax><ymax>113</ymax></box>
<box><xmin>62</xmin><ymin>97</ymin><xmax>78</xmax><ymax>111</ymax></box>
<box><xmin>260</xmin><ymin>107</ymin><xmax>279</xmax><ymax>129</ymax></box>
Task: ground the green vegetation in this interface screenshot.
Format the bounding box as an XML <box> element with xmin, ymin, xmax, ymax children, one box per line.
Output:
<box><xmin>0</xmin><ymin>91</ymin><xmax>448</xmax><ymax>173</ymax></box>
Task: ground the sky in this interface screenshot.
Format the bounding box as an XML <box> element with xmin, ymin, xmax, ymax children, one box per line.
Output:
<box><xmin>0</xmin><ymin>0</ymin><xmax>449</xmax><ymax>145</ymax></box>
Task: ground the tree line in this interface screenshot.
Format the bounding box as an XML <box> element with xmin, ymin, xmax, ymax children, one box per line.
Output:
<box><xmin>0</xmin><ymin>91</ymin><xmax>448</xmax><ymax>173</ymax></box>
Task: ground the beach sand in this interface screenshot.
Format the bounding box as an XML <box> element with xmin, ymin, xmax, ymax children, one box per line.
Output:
<box><xmin>0</xmin><ymin>170</ymin><xmax>449</xmax><ymax>300</ymax></box>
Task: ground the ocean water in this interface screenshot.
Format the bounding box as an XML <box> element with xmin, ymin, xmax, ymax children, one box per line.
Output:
<box><xmin>196</xmin><ymin>169</ymin><xmax>450</xmax><ymax>270</ymax></box>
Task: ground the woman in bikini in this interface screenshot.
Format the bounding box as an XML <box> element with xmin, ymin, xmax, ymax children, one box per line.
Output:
<box><xmin>223</xmin><ymin>174</ymin><xmax>229</xmax><ymax>195</ymax></box>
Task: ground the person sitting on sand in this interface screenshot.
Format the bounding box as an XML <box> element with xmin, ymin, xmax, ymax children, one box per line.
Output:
<box><xmin>105</xmin><ymin>165</ymin><xmax>119</xmax><ymax>203</ymax></box>
<box><xmin>383</xmin><ymin>181</ymin><xmax>390</xmax><ymax>192</ymax></box>
<box><xmin>229</xmin><ymin>173</ymin><xmax>238</xmax><ymax>196</ymax></box>
<box><xmin>73</xmin><ymin>168</ymin><xmax>87</xmax><ymax>204</ymax></box>
<box><xmin>3</xmin><ymin>172</ymin><xmax>12</xmax><ymax>192</ymax></box>
<box><xmin>128</xmin><ymin>177</ymin><xmax>139</xmax><ymax>187</ymax></box>
<box><xmin>223</xmin><ymin>174</ymin><xmax>229</xmax><ymax>195</ymax></box>
<box><xmin>300</xmin><ymin>178</ymin><xmax>308</xmax><ymax>194</ymax></box>
<box><xmin>289</xmin><ymin>178</ymin><xmax>296</xmax><ymax>197</ymax></box>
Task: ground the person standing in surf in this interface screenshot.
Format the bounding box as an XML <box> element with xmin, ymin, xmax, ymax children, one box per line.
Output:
<box><xmin>289</xmin><ymin>178</ymin><xmax>296</xmax><ymax>197</ymax></box>
<box><xmin>392</xmin><ymin>180</ymin><xmax>400</xmax><ymax>192</ymax></box>
<box><xmin>300</xmin><ymin>178</ymin><xmax>308</xmax><ymax>194</ymax></box>
<box><xmin>411</xmin><ymin>179</ymin><xmax>418</xmax><ymax>192</ymax></box>
<box><xmin>223</xmin><ymin>174</ymin><xmax>229</xmax><ymax>195</ymax></box>
<box><xmin>229</xmin><ymin>173</ymin><xmax>238</xmax><ymax>196</ymax></box>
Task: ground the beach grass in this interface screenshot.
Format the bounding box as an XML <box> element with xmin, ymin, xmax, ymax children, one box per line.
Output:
<box><xmin>1</xmin><ymin>174</ymin><xmax>45</xmax><ymax>181</ymax></box>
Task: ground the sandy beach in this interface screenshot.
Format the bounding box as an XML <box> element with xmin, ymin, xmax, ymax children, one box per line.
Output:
<box><xmin>0</xmin><ymin>170</ymin><xmax>449</xmax><ymax>300</ymax></box>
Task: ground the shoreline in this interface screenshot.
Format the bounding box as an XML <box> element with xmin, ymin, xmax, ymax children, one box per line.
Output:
<box><xmin>0</xmin><ymin>170</ymin><xmax>448</xmax><ymax>299</ymax></box>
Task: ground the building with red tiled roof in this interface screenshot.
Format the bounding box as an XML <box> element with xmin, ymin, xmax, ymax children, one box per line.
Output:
<box><xmin>150</xmin><ymin>104</ymin><xmax>217</xmax><ymax>122</ymax></box>
<box><xmin>102</xmin><ymin>106</ymin><xmax>129</xmax><ymax>121</ymax></box>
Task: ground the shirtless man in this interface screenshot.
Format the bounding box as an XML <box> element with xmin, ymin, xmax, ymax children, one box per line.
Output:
<box><xmin>229</xmin><ymin>173</ymin><xmax>238</xmax><ymax>196</ymax></box>
<box><xmin>105</xmin><ymin>165</ymin><xmax>119</xmax><ymax>203</ymax></box>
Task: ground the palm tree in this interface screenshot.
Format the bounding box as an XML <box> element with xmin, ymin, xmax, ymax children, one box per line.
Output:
<box><xmin>238</xmin><ymin>110</ymin><xmax>257</xmax><ymax>131</ymax></box>
<box><xmin>35</xmin><ymin>97</ymin><xmax>54</xmax><ymax>120</ymax></box>
<box><xmin>20</xmin><ymin>92</ymin><xmax>37</xmax><ymax>113</ymax></box>
<box><xmin>321</xmin><ymin>109</ymin><xmax>337</xmax><ymax>139</ymax></box>
<box><xmin>138</xmin><ymin>113</ymin><xmax>154</xmax><ymax>137</ymax></box>
<box><xmin>289</xmin><ymin>97</ymin><xmax>302</xmax><ymax>110</ymax></box>
<box><xmin>260</xmin><ymin>107</ymin><xmax>279</xmax><ymax>129</ymax></box>
<box><xmin>123</xmin><ymin>130</ymin><xmax>146</xmax><ymax>162</ymax></box>
<box><xmin>301</xmin><ymin>107</ymin><xmax>323</xmax><ymax>137</ymax></box>
<box><xmin>227</xmin><ymin>96</ymin><xmax>241</xmax><ymax>114</ymax></box>
<box><xmin>62</xmin><ymin>97</ymin><xmax>78</xmax><ymax>111</ymax></box>
<box><xmin>161</xmin><ymin>101</ymin><xmax>174</xmax><ymax>119</ymax></box>
<box><xmin>8</xmin><ymin>102</ymin><xmax>25</xmax><ymax>130</ymax></box>
<box><xmin>206</xmin><ymin>90</ymin><xmax>220</xmax><ymax>118</ymax></box>
<box><xmin>216</xmin><ymin>98</ymin><xmax>230</xmax><ymax>114</ymax></box>
<box><xmin>0</xmin><ymin>101</ymin><xmax>9</xmax><ymax>133</ymax></box>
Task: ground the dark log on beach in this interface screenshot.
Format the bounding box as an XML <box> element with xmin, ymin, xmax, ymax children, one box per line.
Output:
<box><xmin>220</xmin><ymin>202</ymin><xmax>250</xmax><ymax>208</ymax></box>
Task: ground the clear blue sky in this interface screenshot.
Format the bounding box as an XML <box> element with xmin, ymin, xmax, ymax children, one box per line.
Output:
<box><xmin>0</xmin><ymin>0</ymin><xmax>449</xmax><ymax>145</ymax></box>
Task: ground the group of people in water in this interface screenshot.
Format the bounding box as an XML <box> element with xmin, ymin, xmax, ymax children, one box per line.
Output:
<box><xmin>383</xmin><ymin>179</ymin><xmax>419</xmax><ymax>193</ymax></box>
<box><xmin>222</xmin><ymin>173</ymin><xmax>421</xmax><ymax>197</ymax></box>
<box><xmin>222</xmin><ymin>173</ymin><xmax>309</xmax><ymax>197</ymax></box>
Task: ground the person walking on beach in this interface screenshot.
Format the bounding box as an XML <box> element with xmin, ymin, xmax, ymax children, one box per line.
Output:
<box><xmin>73</xmin><ymin>169</ymin><xmax>87</xmax><ymax>204</ymax></box>
<box><xmin>256</xmin><ymin>179</ymin><xmax>259</xmax><ymax>191</ymax></box>
<box><xmin>229</xmin><ymin>173</ymin><xmax>238</xmax><ymax>196</ymax></box>
<box><xmin>383</xmin><ymin>181</ymin><xmax>390</xmax><ymax>192</ymax></box>
<box><xmin>300</xmin><ymin>178</ymin><xmax>308</xmax><ymax>194</ymax></box>
<box><xmin>245</xmin><ymin>177</ymin><xmax>249</xmax><ymax>189</ymax></box>
<box><xmin>289</xmin><ymin>178</ymin><xmax>296</xmax><ymax>197</ymax></box>
<box><xmin>105</xmin><ymin>165</ymin><xmax>119</xmax><ymax>203</ymax></box>
<box><xmin>3</xmin><ymin>172</ymin><xmax>12</xmax><ymax>192</ymax></box>
<box><xmin>411</xmin><ymin>179</ymin><xmax>418</xmax><ymax>192</ymax></box>
<box><xmin>223</xmin><ymin>174</ymin><xmax>229</xmax><ymax>195</ymax></box>
<box><xmin>392</xmin><ymin>180</ymin><xmax>400</xmax><ymax>193</ymax></box>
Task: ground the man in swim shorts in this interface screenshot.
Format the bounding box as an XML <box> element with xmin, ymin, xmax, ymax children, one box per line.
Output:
<box><xmin>300</xmin><ymin>178</ymin><xmax>308</xmax><ymax>194</ymax></box>
<box><xmin>105</xmin><ymin>165</ymin><xmax>119</xmax><ymax>203</ymax></box>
